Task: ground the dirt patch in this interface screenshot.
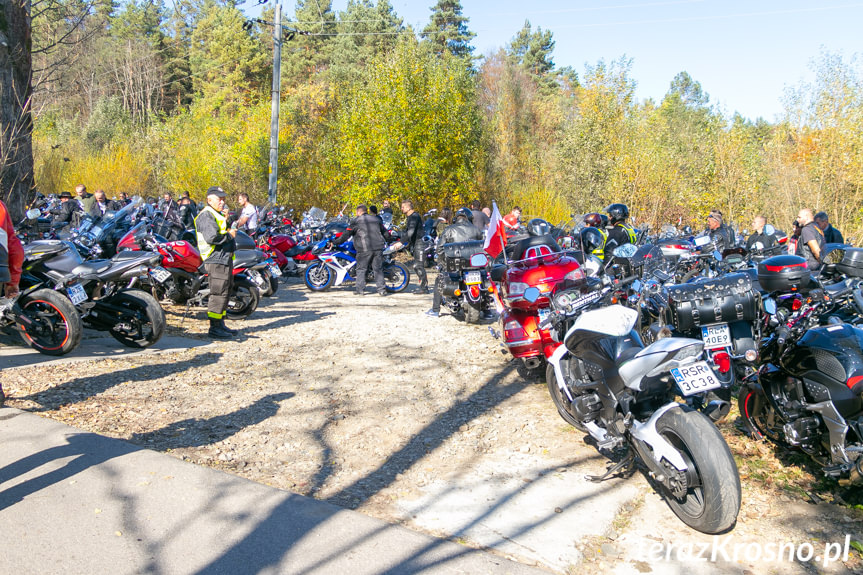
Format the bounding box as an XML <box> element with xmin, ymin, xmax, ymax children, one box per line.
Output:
<box><xmin>3</xmin><ymin>276</ymin><xmax>863</xmax><ymax>573</ymax></box>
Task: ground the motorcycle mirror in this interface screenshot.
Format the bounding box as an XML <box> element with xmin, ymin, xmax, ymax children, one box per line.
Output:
<box><xmin>523</xmin><ymin>287</ymin><xmax>541</xmax><ymax>303</ymax></box>
<box><xmin>763</xmin><ymin>297</ymin><xmax>777</xmax><ymax>315</ymax></box>
<box><xmin>713</xmin><ymin>250</ymin><xmax>723</xmax><ymax>261</ymax></box>
<box><xmin>26</xmin><ymin>208</ymin><xmax>41</xmax><ymax>220</ymax></box>
<box><xmin>764</xmin><ymin>224</ymin><xmax>776</xmax><ymax>236</ymax></box>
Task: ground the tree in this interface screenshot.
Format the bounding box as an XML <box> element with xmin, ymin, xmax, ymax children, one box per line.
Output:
<box><xmin>507</xmin><ymin>21</ymin><xmax>554</xmax><ymax>80</ymax></box>
<box><xmin>282</xmin><ymin>0</ymin><xmax>338</xmax><ymax>85</ymax></box>
<box><xmin>420</xmin><ymin>0</ymin><xmax>475</xmax><ymax>60</ymax></box>
<box><xmin>328</xmin><ymin>0</ymin><xmax>404</xmax><ymax>84</ymax></box>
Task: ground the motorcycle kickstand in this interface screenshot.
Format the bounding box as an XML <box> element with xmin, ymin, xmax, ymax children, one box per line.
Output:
<box><xmin>181</xmin><ymin>300</ymin><xmax>192</xmax><ymax>325</ymax></box>
<box><xmin>586</xmin><ymin>450</ymin><xmax>636</xmax><ymax>483</ymax></box>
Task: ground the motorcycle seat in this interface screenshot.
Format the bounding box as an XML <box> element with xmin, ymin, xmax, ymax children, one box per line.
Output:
<box><xmin>824</xmin><ymin>280</ymin><xmax>851</xmax><ymax>297</ymax></box>
<box><xmin>511</xmin><ymin>234</ymin><xmax>561</xmax><ymax>261</ymax></box>
<box><xmin>71</xmin><ymin>259</ymin><xmax>113</xmax><ymax>277</ymax></box>
<box><xmin>233</xmin><ymin>249</ymin><xmax>262</xmax><ymax>270</ymax></box>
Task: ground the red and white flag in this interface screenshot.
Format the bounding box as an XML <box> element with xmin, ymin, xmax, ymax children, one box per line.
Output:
<box><xmin>483</xmin><ymin>201</ymin><xmax>507</xmax><ymax>259</ymax></box>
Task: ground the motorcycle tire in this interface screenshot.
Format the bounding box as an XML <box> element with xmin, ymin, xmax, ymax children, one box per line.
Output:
<box><xmin>266</xmin><ymin>275</ymin><xmax>279</xmax><ymax>297</ymax></box>
<box><xmin>227</xmin><ymin>277</ymin><xmax>260</xmax><ymax>319</ymax></box>
<box><xmin>465</xmin><ymin>299</ymin><xmax>482</xmax><ymax>324</ymax></box>
<box><xmin>305</xmin><ymin>262</ymin><xmax>333</xmax><ymax>291</ymax></box>
<box><xmin>383</xmin><ymin>262</ymin><xmax>410</xmax><ymax>293</ymax></box>
<box><xmin>259</xmin><ymin>270</ymin><xmax>275</xmax><ymax>297</ymax></box>
<box><xmin>106</xmin><ymin>289</ymin><xmax>166</xmax><ymax>349</ymax></box>
<box><xmin>545</xmin><ymin>364</ymin><xmax>584</xmax><ymax>429</ymax></box>
<box><xmin>16</xmin><ymin>288</ymin><xmax>82</xmax><ymax>356</ymax></box>
<box><xmin>653</xmin><ymin>406</ymin><xmax>741</xmax><ymax>534</ymax></box>
<box><xmin>737</xmin><ymin>383</ymin><xmax>782</xmax><ymax>443</ymax></box>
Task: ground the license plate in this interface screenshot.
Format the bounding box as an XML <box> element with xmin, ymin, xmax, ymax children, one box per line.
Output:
<box><xmin>670</xmin><ymin>361</ymin><xmax>722</xmax><ymax>396</ymax></box>
<box><xmin>151</xmin><ymin>266</ymin><xmax>172</xmax><ymax>283</ymax></box>
<box><xmin>465</xmin><ymin>271</ymin><xmax>482</xmax><ymax>285</ymax></box>
<box><xmin>268</xmin><ymin>263</ymin><xmax>282</xmax><ymax>277</ymax></box>
<box><xmin>538</xmin><ymin>308</ymin><xmax>551</xmax><ymax>324</ymax></box>
<box><xmin>66</xmin><ymin>283</ymin><xmax>87</xmax><ymax>305</ymax></box>
<box><xmin>701</xmin><ymin>323</ymin><xmax>731</xmax><ymax>350</ymax></box>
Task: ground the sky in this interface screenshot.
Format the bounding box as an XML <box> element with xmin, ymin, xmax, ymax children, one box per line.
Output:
<box><xmin>245</xmin><ymin>0</ymin><xmax>863</xmax><ymax>121</ymax></box>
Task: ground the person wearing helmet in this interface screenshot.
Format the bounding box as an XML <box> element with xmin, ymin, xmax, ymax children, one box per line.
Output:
<box><xmin>582</xmin><ymin>213</ymin><xmax>608</xmax><ymax>260</ymax></box>
<box><xmin>605</xmin><ymin>203</ymin><xmax>636</xmax><ymax>255</ymax></box>
<box><xmin>426</xmin><ymin>208</ymin><xmax>483</xmax><ymax>317</ymax></box>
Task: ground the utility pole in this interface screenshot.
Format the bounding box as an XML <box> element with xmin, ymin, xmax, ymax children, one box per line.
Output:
<box><xmin>267</xmin><ymin>2</ymin><xmax>282</xmax><ymax>205</ymax></box>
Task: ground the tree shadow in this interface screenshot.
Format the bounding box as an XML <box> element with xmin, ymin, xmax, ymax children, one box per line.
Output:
<box><xmin>17</xmin><ymin>351</ymin><xmax>222</xmax><ymax>412</ymax></box>
<box><xmin>129</xmin><ymin>392</ymin><xmax>295</xmax><ymax>450</ymax></box>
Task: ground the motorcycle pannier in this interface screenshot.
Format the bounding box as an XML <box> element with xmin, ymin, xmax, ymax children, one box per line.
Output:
<box><xmin>665</xmin><ymin>273</ymin><xmax>759</xmax><ymax>332</ymax></box>
<box><xmin>442</xmin><ymin>241</ymin><xmax>486</xmax><ymax>272</ymax></box>
<box><xmin>838</xmin><ymin>248</ymin><xmax>863</xmax><ymax>278</ymax></box>
<box><xmin>757</xmin><ymin>255</ymin><xmax>811</xmax><ymax>292</ymax></box>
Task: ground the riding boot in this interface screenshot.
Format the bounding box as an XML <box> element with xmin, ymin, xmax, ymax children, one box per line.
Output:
<box><xmin>208</xmin><ymin>318</ymin><xmax>233</xmax><ymax>339</ymax></box>
<box><xmin>220</xmin><ymin>319</ymin><xmax>239</xmax><ymax>335</ymax></box>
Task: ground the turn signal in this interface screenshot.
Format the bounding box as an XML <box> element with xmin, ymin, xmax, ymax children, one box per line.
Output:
<box><xmin>454</xmin><ymin>289</ymin><xmax>462</xmax><ymax>297</ymax></box>
<box><xmin>488</xmin><ymin>284</ymin><xmax>496</xmax><ymax>293</ymax></box>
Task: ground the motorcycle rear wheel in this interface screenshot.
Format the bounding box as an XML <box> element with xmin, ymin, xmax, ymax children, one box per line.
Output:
<box><xmin>654</xmin><ymin>406</ymin><xmax>741</xmax><ymax>534</ymax></box>
<box><xmin>17</xmin><ymin>289</ymin><xmax>83</xmax><ymax>356</ymax></box>
<box><xmin>227</xmin><ymin>277</ymin><xmax>260</xmax><ymax>319</ymax></box>
<box><xmin>305</xmin><ymin>262</ymin><xmax>333</xmax><ymax>291</ymax></box>
<box><xmin>106</xmin><ymin>289</ymin><xmax>166</xmax><ymax>348</ymax></box>
<box><xmin>465</xmin><ymin>299</ymin><xmax>482</xmax><ymax>324</ymax></box>
<box><xmin>383</xmin><ymin>262</ymin><xmax>410</xmax><ymax>293</ymax></box>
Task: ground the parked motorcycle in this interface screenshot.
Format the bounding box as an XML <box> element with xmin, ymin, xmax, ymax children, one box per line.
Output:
<box><xmin>303</xmin><ymin>237</ymin><xmax>410</xmax><ymax>293</ymax></box>
<box><xmin>0</xmin><ymin>282</ymin><xmax>83</xmax><ymax>356</ymax></box>
<box><xmin>528</xmin><ymin>281</ymin><xmax>741</xmax><ymax>533</ymax></box>
<box><xmin>438</xmin><ymin>240</ymin><xmax>496</xmax><ymax>324</ymax></box>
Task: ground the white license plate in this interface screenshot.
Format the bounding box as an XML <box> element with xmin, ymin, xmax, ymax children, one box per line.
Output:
<box><xmin>268</xmin><ymin>263</ymin><xmax>282</xmax><ymax>277</ymax></box>
<box><xmin>465</xmin><ymin>271</ymin><xmax>482</xmax><ymax>285</ymax></box>
<box><xmin>670</xmin><ymin>361</ymin><xmax>722</xmax><ymax>396</ymax></box>
<box><xmin>66</xmin><ymin>283</ymin><xmax>87</xmax><ymax>305</ymax></box>
<box><xmin>538</xmin><ymin>308</ymin><xmax>551</xmax><ymax>324</ymax></box>
<box><xmin>701</xmin><ymin>323</ymin><xmax>731</xmax><ymax>350</ymax></box>
<box><xmin>151</xmin><ymin>266</ymin><xmax>172</xmax><ymax>283</ymax></box>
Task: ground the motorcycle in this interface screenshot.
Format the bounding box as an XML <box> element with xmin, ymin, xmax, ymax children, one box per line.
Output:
<box><xmin>0</xmin><ymin>282</ymin><xmax>83</xmax><ymax>356</ymax></box>
<box><xmin>21</xmin><ymin>239</ymin><xmax>166</xmax><ymax>348</ymax></box>
<box><xmin>528</xmin><ymin>280</ymin><xmax>741</xmax><ymax>533</ymax></box>
<box><xmin>437</xmin><ymin>240</ymin><xmax>496</xmax><ymax>324</ymax></box>
<box><xmin>738</xmin><ymin>277</ymin><xmax>863</xmax><ymax>485</ymax></box>
<box><xmin>303</xmin><ymin>237</ymin><xmax>410</xmax><ymax>293</ymax></box>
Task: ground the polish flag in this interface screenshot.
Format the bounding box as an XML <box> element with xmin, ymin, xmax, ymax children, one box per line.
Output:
<box><xmin>483</xmin><ymin>201</ymin><xmax>507</xmax><ymax>259</ymax></box>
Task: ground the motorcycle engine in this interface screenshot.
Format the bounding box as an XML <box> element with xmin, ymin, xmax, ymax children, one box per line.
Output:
<box><xmin>782</xmin><ymin>417</ymin><xmax>820</xmax><ymax>448</ymax></box>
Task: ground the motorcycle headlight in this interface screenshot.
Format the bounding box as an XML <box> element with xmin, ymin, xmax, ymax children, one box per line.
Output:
<box><xmin>508</xmin><ymin>282</ymin><xmax>529</xmax><ymax>297</ymax></box>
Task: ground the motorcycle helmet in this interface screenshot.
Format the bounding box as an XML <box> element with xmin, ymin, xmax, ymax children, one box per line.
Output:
<box><xmin>455</xmin><ymin>207</ymin><xmax>473</xmax><ymax>223</ymax></box>
<box><xmin>605</xmin><ymin>203</ymin><xmax>630</xmax><ymax>224</ymax></box>
<box><xmin>580</xmin><ymin>227</ymin><xmax>605</xmax><ymax>254</ymax></box>
<box><xmin>583</xmin><ymin>213</ymin><xmax>603</xmax><ymax>228</ymax></box>
<box><xmin>526</xmin><ymin>218</ymin><xmax>552</xmax><ymax>237</ymax></box>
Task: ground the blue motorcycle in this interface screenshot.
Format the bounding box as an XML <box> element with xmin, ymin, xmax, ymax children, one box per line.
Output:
<box><xmin>303</xmin><ymin>238</ymin><xmax>410</xmax><ymax>293</ymax></box>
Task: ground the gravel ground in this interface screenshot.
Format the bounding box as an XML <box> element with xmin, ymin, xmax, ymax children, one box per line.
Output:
<box><xmin>3</xmin><ymin>274</ymin><xmax>863</xmax><ymax>574</ymax></box>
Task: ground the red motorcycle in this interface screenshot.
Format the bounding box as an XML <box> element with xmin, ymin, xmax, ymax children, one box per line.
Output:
<box><xmin>116</xmin><ymin>223</ymin><xmax>261</xmax><ymax>318</ymax></box>
<box><xmin>491</xmin><ymin>233</ymin><xmax>585</xmax><ymax>379</ymax></box>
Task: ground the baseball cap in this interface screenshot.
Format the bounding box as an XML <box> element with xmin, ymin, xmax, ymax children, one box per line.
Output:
<box><xmin>206</xmin><ymin>186</ymin><xmax>226</xmax><ymax>198</ymax></box>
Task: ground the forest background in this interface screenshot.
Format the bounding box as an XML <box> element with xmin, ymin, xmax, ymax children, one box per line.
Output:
<box><xmin>19</xmin><ymin>0</ymin><xmax>863</xmax><ymax>239</ymax></box>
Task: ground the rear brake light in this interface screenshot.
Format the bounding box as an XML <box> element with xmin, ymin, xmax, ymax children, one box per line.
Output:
<box><xmin>765</xmin><ymin>262</ymin><xmax>806</xmax><ymax>272</ymax></box>
<box><xmin>564</xmin><ymin>268</ymin><xmax>585</xmax><ymax>282</ymax></box>
<box><xmin>713</xmin><ymin>351</ymin><xmax>731</xmax><ymax>374</ymax></box>
<box><xmin>503</xmin><ymin>320</ymin><xmax>528</xmax><ymax>341</ymax></box>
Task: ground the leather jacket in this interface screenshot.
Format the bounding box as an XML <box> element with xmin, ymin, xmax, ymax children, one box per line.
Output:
<box><xmin>436</xmin><ymin>220</ymin><xmax>483</xmax><ymax>259</ymax></box>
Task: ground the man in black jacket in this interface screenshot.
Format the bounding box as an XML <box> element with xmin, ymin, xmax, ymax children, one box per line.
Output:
<box><xmin>89</xmin><ymin>189</ymin><xmax>118</xmax><ymax>218</ymax></box>
<box><xmin>426</xmin><ymin>208</ymin><xmax>484</xmax><ymax>317</ymax></box>
<box><xmin>815</xmin><ymin>211</ymin><xmax>844</xmax><ymax>244</ymax></box>
<box><xmin>50</xmin><ymin>191</ymin><xmax>81</xmax><ymax>228</ymax></box>
<box><xmin>333</xmin><ymin>204</ymin><xmax>388</xmax><ymax>296</ymax></box>
<box><xmin>195</xmin><ymin>186</ymin><xmax>238</xmax><ymax>339</ymax></box>
<box><xmin>745</xmin><ymin>215</ymin><xmax>778</xmax><ymax>251</ymax></box>
<box><xmin>400</xmin><ymin>199</ymin><xmax>428</xmax><ymax>294</ymax></box>
<box><xmin>706</xmin><ymin>209</ymin><xmax>734</xmax><ymax>251</ymax></box>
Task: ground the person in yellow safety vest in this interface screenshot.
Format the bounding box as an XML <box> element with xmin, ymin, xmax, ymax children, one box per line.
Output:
<box><xmin>195</xmin><ymin>186</ymin><xmax>238</xmax><ymax>339</ymax></box>
<box><xmin>582</xmin><ymin>213</ymin><xmax>608</xmax><ymax>260</ymax></box>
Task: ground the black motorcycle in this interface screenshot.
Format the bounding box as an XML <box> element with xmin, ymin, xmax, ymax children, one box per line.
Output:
<box><xmin>1</xmin><ymin>282</ymin><xmax>83</xmax><ymax>356</ymax></box>
<box><xmin>21</xmin><ymin>239</ymin><xmax>166</xmax><ymax>349</ymax></box>
<box><xmin>438</xmin><ymin>240</ymin><xmax>495</xmax><ymax>324</ymax></box>
<box><xmin>739</xmin><ymin>252</ymin><xmax>863</xmax><ymax>484</ymax></box>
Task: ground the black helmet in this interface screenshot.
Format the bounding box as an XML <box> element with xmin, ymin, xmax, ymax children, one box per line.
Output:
<box><xmin>605</xmin><ymin>203</ymin><xmax>629</xmax><ymax>224</ymax></box>
<box><xmin>526</xmin><ymin>218</ymin><xmax>552</xmax><ymax>237</ymax></box>
<box><xmin>580</xmin><ymin>227</ymin><xmax>605</xmax><ymax>254</ymax></box>
<box><xmin>583</xmin><ymin>213</ymin><xmax>602</xmax><ymax>228</ymax></box>
<box><xmin>455</xmin><ymin>207</ymin><xmax>473</xmax><ymax>223</ymax></box>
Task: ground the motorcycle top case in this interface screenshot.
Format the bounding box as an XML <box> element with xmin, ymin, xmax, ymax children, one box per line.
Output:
<box><xmin>757</xmin><ymin>254</ymin><xmax>811</xmax><ymax>292</ymax></box>
<box><xmin>838</xmin><ymin>248</ymin><xmax>863</xmax><ymax>278</ymax></box>
<box><xmin>664</xmin><ymin>272</ymin><xmax>759</xmax><ymax>332</ymax></box>
<box><xmin>441</xmin><ymin>241</ymin><xmax>486</xmax><ymax>272</ymax></box>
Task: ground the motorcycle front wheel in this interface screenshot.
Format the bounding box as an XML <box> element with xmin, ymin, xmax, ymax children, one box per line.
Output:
<box><xmin>737</xmin><ymin>383</ymin><xmax>782</xmax><ymax>443</ymax></box>
<box><xmin>546</xmin><ymin>364</ymin><xmax>583</xmax><ymax>428</ymax></box>
<box><xmin>382</xmin><ymin>262</ymin><xmax>410</xmax><ymax>293</ymax></box>
<box><xmin>106</xmin><ymin>289</ymin><xmax>166</xmax><ymax>348</ymax></box>
<box><xmin>305</xmin><ymin>262</ymin><xmax>333</xmax><ymax>291</ymax></box>
<box><xmin>227</xmin><ymin>277</ymin><xmax>260</xmax><ymax>319</ymax></box>
<box><xmin>653</xmin><ymin>406</ymin><xmax>741</xmax><ymax>534</ymax></box>
<box><xmin>16</xmin><ymin>288</ymin><xmax>83</xmax><ymax>356</ymax></box>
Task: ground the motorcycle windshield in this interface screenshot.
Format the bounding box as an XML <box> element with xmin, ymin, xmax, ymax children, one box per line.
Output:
<box><xmin>308</xmin><ymin>207</ymin><xmax>326</xmax><ymax>221</ymax></box>
<box><xmin>380</xmin><ymin>212</ymin><xmax>393</xmax><ymax>229</ymax></box>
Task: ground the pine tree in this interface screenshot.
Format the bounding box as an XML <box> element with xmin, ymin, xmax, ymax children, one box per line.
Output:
<box><xmin>420</xmin><ymin>0</ymin><xmax>475</xmax><ymax>59</ymax></box>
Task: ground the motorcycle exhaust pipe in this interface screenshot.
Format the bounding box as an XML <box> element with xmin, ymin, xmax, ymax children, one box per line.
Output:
<box><xmin>523</xmin><ymin>357</ymin><xmax>543</xmax><ymax>370</ymax></box>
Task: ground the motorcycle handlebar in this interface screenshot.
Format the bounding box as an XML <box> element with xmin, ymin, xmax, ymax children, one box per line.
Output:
<box><xmin>776</xmin><ymin>325</ymin><xmax>792</xmax><ymax>348</ymax></box>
